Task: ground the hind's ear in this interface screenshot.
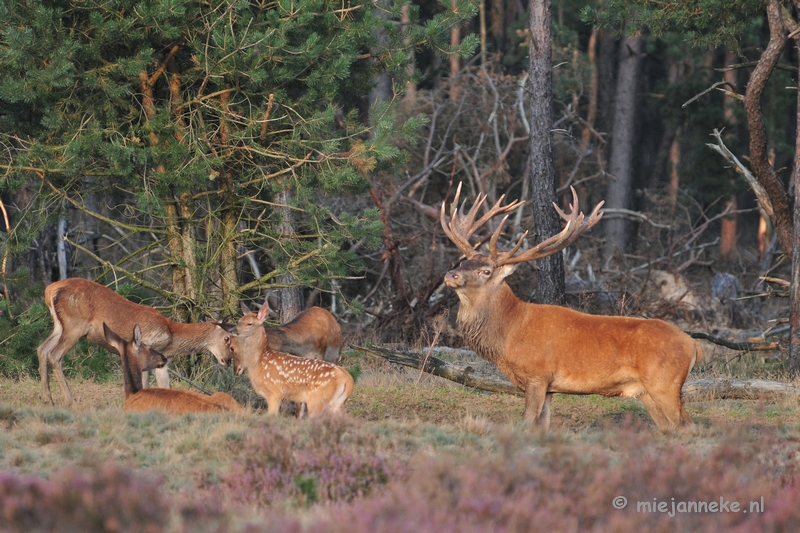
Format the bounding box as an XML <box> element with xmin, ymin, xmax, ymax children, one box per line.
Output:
<box><xmin>103</xmin><ymin>323</ymin><xmax>125</xmax><ymax>355</ymax></box>
<box><xmin>240</xmin><ymin>302</ymin><xmax>252</xmax><ymax>316</ymax></box>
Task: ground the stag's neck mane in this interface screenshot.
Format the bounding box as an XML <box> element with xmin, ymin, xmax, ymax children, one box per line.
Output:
<box><xmin>456</xmin><ymin>282</ymin><xmax>522</xmax><ymax>364</ymax></box>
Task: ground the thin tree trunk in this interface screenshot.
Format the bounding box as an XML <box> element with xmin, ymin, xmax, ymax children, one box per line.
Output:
<box><xmin>57</xmin><ymin>217</ymin><xmax>68</xmax><ymax>280</ymax></box>
<box><xmin>580</xmin><ymin>24</ymin><xmax>599</xmax><ymax>151</ymax></box>
<box><xmin>402</xmin><ymin>5</ymin><xmax>416</xmax><ymax>101</ymax></box>
<box><xmin>528</xmin><ymin>0</ymin><xmax>563</xmax><ymax>304</ymax></box>
<box><xmin>790</xmin><ymin>15</ymin><xmax>800</xmax><ymax>376</ymax></box>
<box><xmin>720</xmin><ymin>49</ymin><xmax>739</xmax><ymax>261</ymax></box>
<box><xmin>450</xmin><ymin>0</ymin><xmax>461</xmax><ymax>100</ymax></box>
<box><xmin>277</xmin><ymin>187</ymin><xmax>303</xmax><ymax>322</ymax></box>
<box><xmin>743</xmin><ymin>0</ymin><xmax>791</xmax><ymax>255</ymax></box>
<box><xmin>217</xmin><ymin>91</ymin><xmax>238</xmax><ymax>318</ymax></box>
<box><xmin>603</xmin><ymin>33</ymin><xmax>642</xmax><ymax>260</ymax></box>
<box><xmin>667</xmin><ymin>132</ymin><xmax>680</xmax><ymax>214</ymax></box>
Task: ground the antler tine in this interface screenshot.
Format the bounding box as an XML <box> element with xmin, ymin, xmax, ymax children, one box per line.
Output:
<box><xmin>441</xmin><ymin>182</ymin><xmax>525</xmax><ymax>259</ymax></box>
<box><xmin>496</xmin><ymin>186</ymin><xmax>603</xmax><ymax>266</ymax></box>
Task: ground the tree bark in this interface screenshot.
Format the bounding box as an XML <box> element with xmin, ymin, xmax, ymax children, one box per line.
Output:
<box><xmin>743</xmin><ymin>0</ymin><xmax>791</xmax><ymax>255</ymax></box>
<box><xmin>720</xmin><ymin>49</ymin><xmax>739</xmax><ymax>261</ymax></box>
<box><xmin>791</xmin><ymin>13</ymin><xmax>800</xmax><ymax>376</ymax></box>
<box><xmin>276</xmin><ymin>187</ymin><xmax>303</xmax><ymax>322</ymax></box>
<box><xmin>604</xmin><ymin>33</ymin><xmax>642</xmax><ymax>260</ymax></box>
<box><xmin>528</xmin><ymin>0</ymin><xmax>564</xmax><ymax>305</ymax></box>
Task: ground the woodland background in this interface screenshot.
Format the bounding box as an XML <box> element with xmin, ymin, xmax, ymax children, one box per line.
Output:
<box><xmin>0</xmin><ymin>0</ymin><xmax>799</xmax><ymax>378</ymax></box>
<box><xmin>3</xmin><ymin>2</ymin><xmax>800</xmax><ymax>532</ymax></box>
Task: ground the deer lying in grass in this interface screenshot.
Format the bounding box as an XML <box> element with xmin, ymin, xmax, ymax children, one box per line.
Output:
<box><xmin>223</xmin><ymin>305</ymin><xmax>353</xmax><ymax>417</ymax></box>
<box><xmin>37</xmin><ymin>278</ymin><xmax>232</xmax><ymax>405</ymax></box>
<box><xmin>240</xmin><ymin>302</ymin><xmax>342</xmax><ymax>363</ymax></box>
<box><xmin>103</xmin><ymin>323</ymin><xmax>244</xmax><ymax>414</ymax></box>
<box><xmin>440</xmin><ymin>184</ymin><xmax>702</xmax><ymax>431</ymax></box>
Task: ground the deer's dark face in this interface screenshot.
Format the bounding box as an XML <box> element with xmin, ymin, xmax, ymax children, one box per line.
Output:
<box><xmin>445</xmin><ymin>258</ymin><xmax>495</xmax><ymax>290</ymax></box>
<box><xmin>138</xmin><ymin>344</ymin><xmax>168</xmax><ymax>373</ymax></box>
<box><xmin>103</xmin><ymin>323</ymin><xmax>167</xmax><ymax>372</ymax></box>
<box><xmin>444</xmin><ymin>256</ymin><xmax>519</xmax><ymax>309</ymax></box>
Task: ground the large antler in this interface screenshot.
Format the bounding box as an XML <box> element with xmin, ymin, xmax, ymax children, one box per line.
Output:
<box><xmin>440</xmin><ymin>183</ymin><xmax>604</xmax><ymax>265</ymax></box>
<box><xmin>440</xmin><ymin>182</ymin><xmax>524</xmax><ymax>259</ymax></box>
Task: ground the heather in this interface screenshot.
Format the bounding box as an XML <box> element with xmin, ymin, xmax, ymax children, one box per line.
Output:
<box><xmin>0</xmin><ymin>374</ymin><xmax>799</xmax><ymax>532</ymax></box>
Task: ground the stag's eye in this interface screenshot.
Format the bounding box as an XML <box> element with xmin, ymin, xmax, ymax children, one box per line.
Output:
<box><xmin>480</xmin><ymin>269</ymin><xmax>491</xmax><ymax>277</ymax></box>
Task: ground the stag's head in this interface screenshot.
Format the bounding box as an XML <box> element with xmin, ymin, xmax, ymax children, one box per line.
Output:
<box><xmin>441</xmin><ymin>183</ymin><xmax>603</xmax><ymax>302</ymax></box>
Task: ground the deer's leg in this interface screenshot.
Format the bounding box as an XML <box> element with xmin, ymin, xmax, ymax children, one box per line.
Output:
<box><xmin>523</xmin><ymin>381</ymin><xmax>551</xmax><ymax>430</ymax></box>
<box><xmin>679</xmin><ymin>404</ymin><xmax>695</xmax><ymax>428</ymax></box>
<box><xmin>38</xmin><ymin>326</ymin><xmax>82</xmax><ymax>405</ymax></box>
<box><xmin>153</xmin><ymin>364</ymin><xmax>171</xmax><ymax>389</ymax></box>
<box><xmin>37</xmin><ymin>338</ymin><xmax>55</xmax><ymax>405</ymax></box>
<box><xmin>266</xmin><ymin>393</ymin><xmax>282</xmax><ymax>416</ymax></box>
<box><xmin>639</xmin><ymin>392</ymin><xmax>670</xmax><ymax>429</ymax></box>
<box><xmin>305</xmin><ymin>399</ymin><xmax>324</xmax><ymax>418</ymax></box>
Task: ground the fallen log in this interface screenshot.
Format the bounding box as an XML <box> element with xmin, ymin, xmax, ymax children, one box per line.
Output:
<box><xmin>354</xmin><ymin>345</ymin><xmax>522</xmax><ymax>396</ymax></box>
<box><xmin>354</xmin><ymin>345</ymin><xmax>800</xmax><ymax>400</ymax></box>
<box><xmin>681</xmin><ymin>378</ymin><xmax>800</xmax><ymax>399</ymax></box>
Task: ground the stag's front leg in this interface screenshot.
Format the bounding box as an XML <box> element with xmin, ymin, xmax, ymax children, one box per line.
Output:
<box><xmin>524</xmin><ymin>381</ymin><xmax>551</xmax><ymax>431</ymax></box>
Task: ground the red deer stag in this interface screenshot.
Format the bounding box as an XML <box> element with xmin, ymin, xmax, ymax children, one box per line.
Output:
<box><xmin>37</xmin><ymin>278</ymin><xmax>232</xmax><ymax>405</ymax></box>
<box><xmin>440</xmin><ymin>184</ymin><xmax>701</xmax><ymax>431</ymax></box>
<box><xmin>103</xmin><ymin>323</ymin><xmax>244</xmax><ymax>414</ymax></box>
<box><xmin>223</xmin><ymin>305</ymin><xmax>353</xmax><ymax>417</ymax></box>
<box><xmin>240</xmin><ymin>302</ymin><xmax>342</xmax><ymax>363</ymax></box>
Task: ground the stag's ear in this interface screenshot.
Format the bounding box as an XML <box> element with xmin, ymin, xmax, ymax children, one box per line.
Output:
<box><xmin>495</xmin><ymin>263</ymin><xmax>520</xmax><ymax>281</ymax></box>
<box><xmin>241</xmin><ymin>301</ymin><xmax>252</xmax><ymax>316</ymax></box>
<box><xmin>133</xmin><ymin>324</ymin><xmax>143</xmax><ymax>347</ymax></box>
<box><xmin>103</xmin><ymin>323</ymin><xmax>125</xmax><ymax>355</ymax></box>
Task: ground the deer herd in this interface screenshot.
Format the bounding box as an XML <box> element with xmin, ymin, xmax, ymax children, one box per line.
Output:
<box><xmin>34</xmin><ymin>183</ymin><xmax>702</xmax><ymax>432</ymax></box>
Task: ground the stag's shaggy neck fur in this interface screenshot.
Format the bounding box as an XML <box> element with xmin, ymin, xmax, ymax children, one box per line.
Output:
<box><xmin>455</xmin><ymin>282</ymin><xmax>521</xmax><ymax>365</ymax></box>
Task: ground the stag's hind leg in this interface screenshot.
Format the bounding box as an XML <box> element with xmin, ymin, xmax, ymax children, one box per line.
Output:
<box><xmin>642</xmin><ymin>386</ymin><xmax>690</xmax><ymax>430</ymax></box>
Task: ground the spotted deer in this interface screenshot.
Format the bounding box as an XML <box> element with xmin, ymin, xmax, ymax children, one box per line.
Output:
<box><xmin>37</xmin><ymin>278</ymin><xmax>232</xmax><ymax>405</ymax></box>
<box><xmin>440</xmin><ymin>184</ymin><xmax>701</xmax><ymax>431</ymax></box>
<box><xmin>223</xmin><ymin>305</ymin><xmax>353</xmax><ymax>417</ymax></box>
<box><xmin>103</xmin><ymin>323</ymin><xmax>244</xmax><ymax>414</ymax></box>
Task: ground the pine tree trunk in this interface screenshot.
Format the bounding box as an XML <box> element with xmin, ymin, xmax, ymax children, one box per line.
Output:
<box><xmin>603</xmin><ymin>33</ymin><xmax>642</xmax><ymax>260</ymax></box>
<box><xmin>277</xmin><ymin>187</ymin><xmax>303</xmax><ymax>322</ymax></box>
<box><xmin>528</xmin><ymin>0</ymin><xmax>564</xmax><ymax>305</ymax></box>
<box><xmin>790</xmin><ymin>31</ymin><xmax>800</xmax><ymax>377</ymax></box>
<box><xmin>580</xmin><ymin>24</ymin><xmax>598</xmax><ymax>151</ymax></box>
<box><xmin>720</xmin><ymin>49</ymin><xmax>739</xmax><ymax>261</ymax></box>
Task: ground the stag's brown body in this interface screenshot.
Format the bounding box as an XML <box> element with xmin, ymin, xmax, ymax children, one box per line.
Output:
<box><xmin>441</xmin><ymin>184</ymin><xmax>700</xmax><ymax>431</ymax></box>
<box><xmin>103</xmin><ymin>323</ymin><xmax>244</xmax><ymax>415</ymax></box>
<box><xmin>226</xmin><ymin>306</ymin><xmax>353</xmax><ymax>417</ymax></box>
<box><xmin>243</xmin><ymin>303</ymin><xmax>342</xmax><ymax>363</ymax></box>
<box><xmin>38</xmin><ymin>278</ymin><xmax>231</xmax><ymax>405</ymax></box>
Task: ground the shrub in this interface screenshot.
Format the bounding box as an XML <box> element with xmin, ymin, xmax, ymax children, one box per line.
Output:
<box><xmin>0</xmin><ymin>463</ymin><xmax>169</xmax><ymax>533</ymax></box>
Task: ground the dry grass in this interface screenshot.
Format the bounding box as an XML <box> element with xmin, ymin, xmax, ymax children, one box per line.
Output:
<box><xmin>1</xmin><ymin>353</ymin><xmax>800</xmax><ymax>532</ymax></box>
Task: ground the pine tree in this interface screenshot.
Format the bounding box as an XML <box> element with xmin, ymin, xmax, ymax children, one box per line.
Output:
<box><xmin>0</xmin><ymin>0</ymin><xmax>478</xmax><ymax>321</ymax></box>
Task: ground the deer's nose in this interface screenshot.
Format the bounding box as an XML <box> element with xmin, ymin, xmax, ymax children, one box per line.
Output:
<box><xmin>444</xmin><ymin>271</ymin><xmax>461</xmax><ymax>287</ymax></box>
